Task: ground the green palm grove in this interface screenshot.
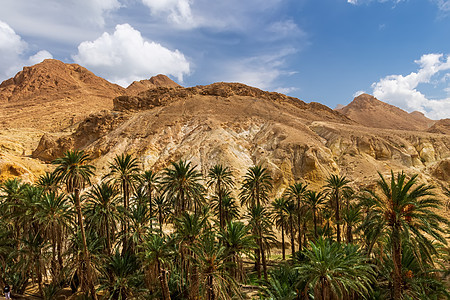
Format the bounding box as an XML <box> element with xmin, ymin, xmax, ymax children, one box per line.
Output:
<box><xmin>0</xmin><ymin>150</ymin><xmax>448</xmax><ymax>299</ymax></box>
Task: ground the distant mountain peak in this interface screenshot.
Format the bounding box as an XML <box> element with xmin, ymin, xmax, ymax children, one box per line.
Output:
<box><xmin>337</xmin><ymin>94</ymin><xmax>434</xmax><ymax>131</ymax></box>
<box><xmin>126</xmin><ymin>74</ymin><xmax>180</xmax><ymax>95</ymax></box>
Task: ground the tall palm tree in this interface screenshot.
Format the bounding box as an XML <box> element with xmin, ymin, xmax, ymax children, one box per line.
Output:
<box><xmin>139</xmin><ymin>170</ymin><xmax>159</xmax><ymax>228</ymax></box>
<box><xmin>174</xmin><ymin>211</ymin><xmax>208</xmax><ymax>299</ymax></box>
<box><xmin>141</xmin><ymin>233</ymin><xmax>174</xmax><ymax>300</ymax></box>
<box><xmin>84</xmin><ymin>182</ymin><xmax>120</xmax><ymax>255</ymax></box>
<box><xmin>271</xmin><ymin>198</ymin><xmax>288</xmax><ymax>260</ymax></box>
<box><xmin>304</xmin><ymin>191</ymin><xmax>326</xmax><ymax>239</ymax></box>
<box><xmin>342</xmin><ymin>203</ymin><xmax>362</xmax><ymax>244</ymax></box>
<box><xmin>296</xmin><ymin>238</ymin><xmax>374</xmax><ymax>300</ymax></box>
<box><xmin>363</xmin><ymin>171</ymin><xmax>448</xmax><ymax>300</ymax></box>
<box><xmin>218</xmin><ymin>221</ymin><xmax>256</xmax><ymax>282</ymax></box>
<box><xmin>193</xmin><ymin>232</ymin><xmax>241</xmax><ymax>299</ymax></box>
<box><xmin>246</xmin><ymin>204</ymin><xmax>274</xmax><ymax>281</ymax></box>
<box><xmin>34</xmin><ymin>191</ymin><xmax>73</xmax><ymax>281</ymax></box>
<box><xmin>207</xmin><ymin>164</ymin><xmax>234</xmax><ymax>230</ymax></box>
<box><xmin>324</xmin><ymin>175</ymin><xmax>351</xmax><ymax>243</ymax></box>
<box><xmin>52</xmin><ymin>150</ymin><xmax>98</xmax><ymax>300</ymax></box>
<box><xmin>211</xmin><ymin>189</ymin><xmax>239</xmax><ymax>225</ymax></box>
<box><xmin>239</xmin><ymin>165</ymin><xmax>272</xmax><ymax>208</ymax></box>
<box><xmin>104</xmin><ymin>153</ymin><xmax>141</xmax><ymax>251</ymax></box>
<box><xmin>154</xmin><ymin>195</ymin><xmax>171</xmax><ymax>235</ymax></box>
<box><xmin>284</xmin><ymin>182</ymin><xmax>308</xmax><ymax>251</ymax></box>
<box><xmin>284</xmin><ymin>198</ymin><xmax>297</xmax><ymax>257</ymax></box>
<box><xmin>160</xmin><ymin>159</ymin><xmax>205</xmax><ymax>215</ymax></box>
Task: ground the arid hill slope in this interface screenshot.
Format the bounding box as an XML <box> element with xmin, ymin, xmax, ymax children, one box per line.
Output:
<box><xmin>0</xmin><ymin>59</ymin><xmax>125</xmax><ymax>131</ymax></box>
<box><xmin>32</xmin><ymin>83</ymin><xmax>450</xmax><ymax>194</ymax></box>
<box><xmin>0</xmin><ymin>60</ymin><xmax>448</xmax><ymax>196</ymax></box>
<box><xmin>337</xmin><ymin>93</ymin><xmax>435</xmax><ymax>131</ymax></box>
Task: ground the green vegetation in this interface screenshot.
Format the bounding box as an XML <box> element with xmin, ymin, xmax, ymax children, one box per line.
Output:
<box><xmin>0</xmin><ymin>150</ymin><xmax>448</xmax><ymax>299</ymax></box>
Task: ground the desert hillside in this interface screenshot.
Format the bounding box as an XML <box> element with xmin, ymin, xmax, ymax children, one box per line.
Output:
<box><xmin>0</xmin><ymin>60</ymin><xmax>448</xmax><ymax>195</ymax></box>
<box><xmin>337</xmin><ymin>93</ymin><xmax>435</xmax><ymax>131</ymax></box>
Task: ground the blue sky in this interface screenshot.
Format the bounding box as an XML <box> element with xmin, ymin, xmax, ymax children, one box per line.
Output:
<box><xmin>0</xmin><ymin>0</ymin><xmax>449</xmax><ymax>119</ymax></box>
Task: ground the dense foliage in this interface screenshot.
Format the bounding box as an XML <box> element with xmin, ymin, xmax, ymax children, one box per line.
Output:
<box><xmin>0</xmin><ymin>150</ymin><xmax>448</xmax><ymax>299</ymax></box>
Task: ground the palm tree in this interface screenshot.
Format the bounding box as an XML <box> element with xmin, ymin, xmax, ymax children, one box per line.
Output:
<box><xmin>239</xmin><ymin>165</ymin><xmax>272</xmax><ymax>208</ymax></box>
<box><xmin>160</xmin><ymin>159</ymin><xmax>205</xmax><ymax>215</ymax></box>
<box><xmin>52</xmin><ymin>150</ymin><xmax>98</xmax><ymax>300</ymax></box>
<box><xmin>342</xmin><ymin>203</ymin><xmax>362</xmax><ymax>244</ymax></box>
<box><xmin>362</xmin><ymin>171</ymin><xmax>448</xmax><ymax>300</ymax></box>
<box><xmin>211</xmin><ymin>189</ymin><xmax>239</xmax><ymax>225</ymax></box>
<box><xmin>324</xmin><ymin>175</ymin><xmax>351</xmax><ymax>243</ymax></box>
<box><xmin>271</xmin><ymin>198</ymin><xmax>288</xmax><ymax>260</ymax></box>
<box><xmin>84</xmin><ymin>182</ymin><xmax>120</xmax><ymax>255</ymax></box>
<box><xmin>174</xmin><ymin>211</ymin><xmax>208</xmax><ymax>299</ymax></box>
<box><xmin>193</xmin><ymin>232</ymin><xmax>241</xmax><ymax>299</ymax></box>
<box><xmin>154</xmin><ymin>195</ymin><xmax>171</xmax><ymax>235</ymax></box>
<box><xmin>36</xmin><ymin>171</ymin><xmax>60</xmax><ymax>194</ymax></box>
<box><xmin>141</xmin><ymin>233</ymin><xmax>174</xmax><ymax>300</ymax></box>
<box><xmin>34</xmin><ymin>191</ymin><xmax>73</xmax><ymax>281</ymax></box>
<box><xmin>207</xmin><ymin>164</ymin><xmax>234</xmax><ymax>230</ymax></box>
<box><xmin>304</xmin><ymin>191</ymin><xmax>326</xmax><ymax>239</ymax></box>
<box><xmin>104</xmin><ymin>153</ymin><xmax>141</xmax><ymax>251</ymax></box>
<box><xmin>99</xmin><ymin>250</ymin><xmax>144</xmax><ymax>299</ymax></box>
<box><xmin>284</xmin><ymin>182</ymin><xmax>308</xmax><ymax>251</ymax></box>
<box><xmin>139</xmin><ymin>170</ymin><xmax>159</xmax><ymax>228</ymax></box>
<box><xmin>296</xmin><ymin>238</ymin><xmax>375</xmax><ymax>300</ymax></box>
<box><xmin>246</xmin><ymin>204</ymin><xmax>274</xmax><ymax>281</ymax></box>
<box><xmin>218</xmin><ymin>221</ymin><xmax>256</xmax><ymax>282</ymax></box>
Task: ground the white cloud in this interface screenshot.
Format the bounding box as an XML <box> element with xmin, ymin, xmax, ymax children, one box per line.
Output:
<box><xmin>141</xmin><ymin>0</ymin><xmax>286</xmax><ymax>31</ymax></box>
<box><xmin>73</xmin><ymin>23</ymin><xmax>190</xmax><ymax>86</ymax></box>
<box><xmin>28</xmin><ymin>50</ymin><xmax>53</xmax><ymax>65</ymax></box>
<box><xmin>353</xmin><ymin>90</ymin><xmax>366</xmax><ymax>97</ymax></box>
<box><xmin>219</xmin><ymin>48</ymin><xmax>297</xmax><ymax>92</ymax></box>
<box><xmin>142</xmin><ymin>0</ymin><xmax>196</xmax><ymax>28</ymax></box>
<box><xmin>0</xmin><ymin>0</ymin><xmax>121</xmax><ymax>44</ymax></box>
<box><xmin>0</xmin><ymin>21</ymin><xmax>52</xmax><ymax>81</ymax></box>
<box><xmin>372</xmin><ymin>53</ymin><xmax>450</xmax><ymax>119</ymax></box>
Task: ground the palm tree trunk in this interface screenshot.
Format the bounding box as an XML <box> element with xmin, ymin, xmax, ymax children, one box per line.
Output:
<box><xmin>313</xmin><ymin>209</ymin><xmax>318</xmax><ymax>238</ymax></box>
<box><xmin>258</xmin><ymin>232</ymin><xmax>268</xmax><ymax>281</ymax></box>
<box><xmin>149</xmin><ymin>187</ymin><xmax>153</xmax><ymax>229</ymax></box>
<box><xmin>189</xmin><ymin>264</ymin><xmax>199</xmax><ymax>300</ymax></box>
<box><xmin>392</xmin><ymin>225</ymin><xmax>402</xmax><ymax>300</ymax></box>
<box><xmin>74</xmin><ymin>188</ymin><xmax>98</xmax><ymax>300</ymax></box>
<box><xmin>122</xmin><ymin>179</ymin><xmax>129</xmax><ymax>252</ymax></box>
<box><xmin>157</xmin><ymin>260</ymin><xmax>171</xmax><ymax>300</ymax></box>
<box><xmin>335</xmin><ymin>192</ymin><xmax>341</xmax><ymax>243</ymax></box>
<box><xmin>281</xmin><ymin>223</ymin><xmax>285</xmax><ymax>260</ymax></box>
<box><xmin>347</xmin><ymin>223</ymin><xmax>353</xmax><ymax>243</ymax></box>
<box><xmin>290</xmin><ymin>215</ymin><xmax>295</xmax><ymax>256</ymax></box>
<box><xmin>298</xmin><ymin>197</ymin><xmax>302</xmax><ymax>251</ymax></box>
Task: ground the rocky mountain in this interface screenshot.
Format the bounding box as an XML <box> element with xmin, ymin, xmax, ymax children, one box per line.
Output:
<box><xmin>0</xmin><ymin>60</ymin><xmax>449</xmax><ymax>196</ymax></box>
<box><xmin>337</xmin><ymin>94</ymin><xmax>435</xmax><ymax>131</ymax></box>
<box><xmin>427</xmin><ymin>118</ymin><xmax>450</xmax><ymax>135</ymax></box>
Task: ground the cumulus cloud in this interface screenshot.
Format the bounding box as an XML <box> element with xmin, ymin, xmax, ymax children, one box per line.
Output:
<box><xmin>0</xmin><ymin>21</ymin><xmax>52</xmax><ymax>81</ymax></box>
<box><xmin>372</xmin><ymin>53</ymin><xmax>450</xmax><ymax>119</ymax></box>
<box><xmin>73</xmin><ymin>23</ymin><xmax>190</xmax><ymax>86</ymax></box>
